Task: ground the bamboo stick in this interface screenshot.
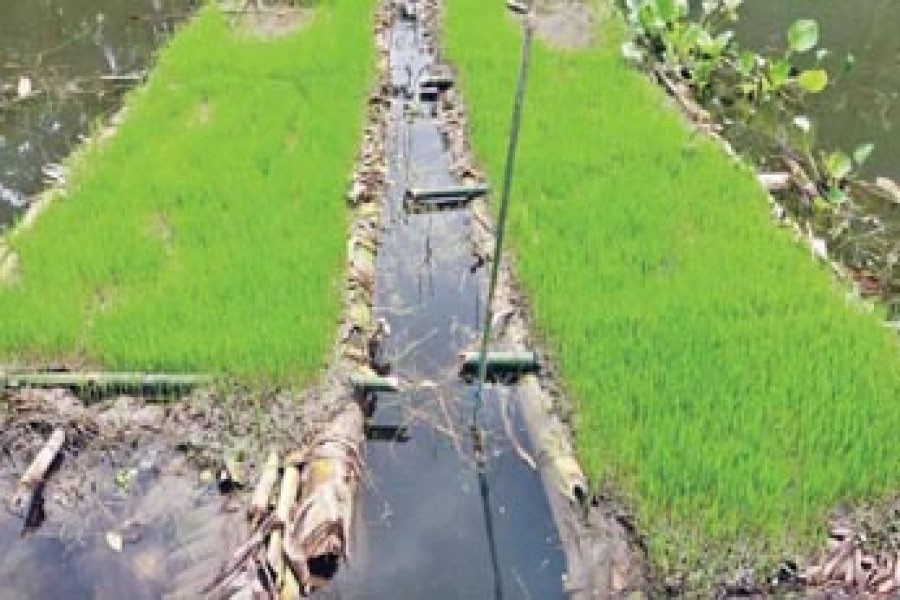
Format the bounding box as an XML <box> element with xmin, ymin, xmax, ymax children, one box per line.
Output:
<box><xmin>407</xmin><ymin>183</ymin><xmax>489</xmax><ymax>202</ymax></box>
<box><xmin>249</xmin><ymin>451</ymin><xmax>280</xmax><ymax>522</ymax></box>
<box><xmin>460</xmin><ymin>350</ymin><xmax>538</xmax><ymax>373</ymax></box>
<box><xmin>267</xmin><ymin>528</ymin><xmax>285</xmax><ymax>592</ymax></box>
<box><xmin>275</xmin><ymin>466</ymin><xmax>300</xmax><ymax>526</ymax></box>
<box><xmin>349</xmin><ymin>371</ymin><xmax>400</xmax><ymax>393</ymax></box>
<box><xmin>9</xmin><ymin>428</ymin><xmax>65</xmax><ymax>510</ymax></box>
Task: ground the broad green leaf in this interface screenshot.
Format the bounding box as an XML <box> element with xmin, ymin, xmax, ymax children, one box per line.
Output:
<box><xmin>797</xmin><ymin>69</ymin><xmax>828</xmax><ymax>93</ymax></box>
<box><xmin>788</xmin><ymin>19</ymin><xmax>819</xmax><ymax>53</ymax></box>
<box><xmin>824</xmin><ymin>151</ymin><xmax>852</xmax><ymax>180</ymax></box>
<box><xmin>853</xmin><ymin>143</ymin><xmax>875</xmax><ymax>166</ymax></box>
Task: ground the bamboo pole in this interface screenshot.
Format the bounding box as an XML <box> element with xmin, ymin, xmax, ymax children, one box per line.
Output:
<box><xmin>461</xmin><ymin>350</ymin><xmax>538</xmax><ymax>373</ymax></box>
<box><xmin>0</xmin><ymin>371</ymin><xmax>213</xmax><ymax>393</ymax></box>
<box><xmin>407</xmin><ymin>183</ymin><xmax>489</xmax><ymax>202</ymax></box>
<box><xmin>349</xmin><ymin>371</ymin><xmax>400</xmax><ymax>393</ymax></box>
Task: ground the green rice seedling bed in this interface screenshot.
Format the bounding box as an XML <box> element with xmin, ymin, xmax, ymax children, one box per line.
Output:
<box><xmin>446</xmin><ymin>0</ymin><xmax>900</xmax><ymax>576</ymax></box>
<box><xmin>0</xmin><ymin>0</ymin><xmax>374</xmax><ymax>383</ymax></box>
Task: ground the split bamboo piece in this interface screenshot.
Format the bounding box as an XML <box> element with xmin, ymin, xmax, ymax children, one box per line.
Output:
<box><xmin>249</xmin><ymin>451</ymin><xmax>280</xmax><ymax>522</ymax></box>
<box><xmin>275</xmin><ymin>466</ymin><xmax>300</xmax><ymax>526</ymax></box>
<box><xmin>9</xmin><ymin>428</ymin><xmax>65</xmax><ymax>510</ymax></box>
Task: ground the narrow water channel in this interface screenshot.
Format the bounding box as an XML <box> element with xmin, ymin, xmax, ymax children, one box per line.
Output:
<box><xmin>0</xmin><ymin>0</ymin><xmax>196</xmax><ymax>229</ymax></box>
<box><xmin>330</xmin><ymin>8</ymin><xmax>567</xmax><ymax>598</ymax></box>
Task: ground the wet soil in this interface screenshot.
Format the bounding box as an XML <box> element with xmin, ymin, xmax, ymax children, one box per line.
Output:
<box><xmin>0</xmin><ymin>385</ymin><xmax>336</xmax><ymax>598</ymax></box>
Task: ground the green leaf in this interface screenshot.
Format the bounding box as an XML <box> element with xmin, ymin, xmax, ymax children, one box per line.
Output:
<box><xmin>825</xmin><ymin>187</ymin><xmax>848</xmax><ymax>204</ymax></box>
<box><xmin>655</xmin><ymin>0</ymin><xmax>679</xmax><ymax>23</ymax></box>
<box><xmin>737</xmin><ymin>50</ymin><xmax>757</xmax><ymax>76</ymax></box>
<box><xmin>788</xmin><ymin>19</ymin><xmax>819</xmax><ymax>53</ymax></box>
<box><xmin>824</xmin><ymin>151</ymin><xmax>852</xmax><ymax>180</ymax></box>
<box><xmin>768</xmin><ymin>59</ymin><xmax>791</xmax><ymax>89</ymax></box>
<box><xmin>853</xmin><ymin>143</ymin><xmax>875</xmax><ymax>166</ymax></box>
<box><xmin>638</xmin><ymin>4</ymin><xmax>664</xmax><ymax>31</ymax></box>
<box><xmin>797</xmin><ymin>69</ymin><xmax>829</xmax><ymax>93</ymax></box>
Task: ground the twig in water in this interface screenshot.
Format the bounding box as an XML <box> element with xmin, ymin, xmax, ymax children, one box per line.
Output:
<box><xmin>499</xmin><ymin>391</ymin><xmax>536</xmax><ymax>471</ymax></box>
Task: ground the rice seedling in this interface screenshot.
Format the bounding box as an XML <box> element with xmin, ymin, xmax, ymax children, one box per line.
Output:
<box><xmin>446</xmin><ymin>0</ymin><xmax>900</xmax><ymax>576</ymax></box>
<box><xmin>0</xmin><ymin>0</ymin><xmax>375</xmax><ymax>384</ymax></box>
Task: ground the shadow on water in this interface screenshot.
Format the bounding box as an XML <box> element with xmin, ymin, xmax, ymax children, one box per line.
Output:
<box><xmin>0</xmin><ymin>0</ymin><xmax>197</xmax><ymax>228</ymax></box>
<box><xmin>329</xmin><ymin>13</ymin><xmax>566</xmax><ymax>599</ymax></box>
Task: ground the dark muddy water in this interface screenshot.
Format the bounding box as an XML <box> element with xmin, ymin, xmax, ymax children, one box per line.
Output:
<box><xmin>0</xmin><ymin>0</ymin><xmax>196</xmax><ymax>230</ymax></box>
<box><xmin>330</xmin><ymin>13</ymin><xmax>566</xmax><ymax>599</ymax></box>
<box><xmin>736</xmin><ymin>0</ymin><xmax>899</xmax><ymax>181</ymax></box>
<box><xmin>0</xmin><ymin>445</ymin><xmax>243</xmax><ymax>599</ymax></box>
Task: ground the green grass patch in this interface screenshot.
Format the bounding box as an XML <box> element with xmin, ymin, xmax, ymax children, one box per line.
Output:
<box><xmin>0</xmin><ymin>1</ymin><xmax>374</xmax><ymax>383</ymax></box>
<box><xmin>446</xmin><ymin>0</ymin><xmax>900</xmax><ymax>576</ymax></box>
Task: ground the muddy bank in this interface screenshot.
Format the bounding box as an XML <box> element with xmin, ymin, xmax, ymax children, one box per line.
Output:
<box><xmin>0</xmin><ymin>384</ymin><xmax>333</xmax><ymax>598</ymax></box>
